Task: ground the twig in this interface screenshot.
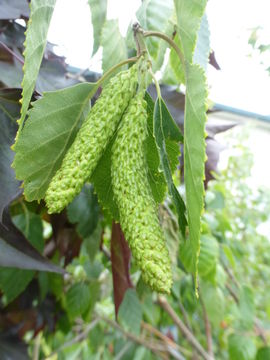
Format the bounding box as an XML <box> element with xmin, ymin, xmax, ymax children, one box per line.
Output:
<box><xmin>141</xmin><ymin>321</ymin><xmax>191</xmax><ymax>358</ymax></box>
<box><xmin>199</xmin><ymin>293</ymin><xmax>214</xmax><ymax>359</ymax></box>
<box><xmin>142</xmin><ymin>30</ymin><xmax>184</xmax><ymax>66</ymax></box>
<box><xmin>157</xmin><ymin>296</ymin><xmax>214</xmax><ymax>360</ymax></box>
<box><xmin>44</xmin><ymin>319</ymin><xmax>99</xmax><ymax>359</ymax></box>
<box><xmin>178</xmin><ymin>300</ymin><xmax>192</xmax><ymax>332</ymax></box>
<box><xmin>0</xmin><ymin>40</ymin><xmax>24</xmax><ymax>65</ymax></box>
<box><xmin>96</xmin><ymin>314</ymin><xmax>183</xmax><ymax>360</ymax></box>
<box><xmin>32</xmin><ymin>331</ymin><xmax>42</xmax><ymax>360</ymax></box>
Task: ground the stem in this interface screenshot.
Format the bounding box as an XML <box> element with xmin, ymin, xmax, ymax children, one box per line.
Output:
<box><xmin>149</xmin><ymin>67</ymin><xmax>161</xmax><ymax>99</ymax></box>
<box><xmin>0</xmin><ymin>40</ymin><xmax>24</xmax><ymax>65</ymax></box>
<box><xmin>133</xmin><ymin>23</ymin><xmax>148</xmax><ymax>56</ymax></box>
<box><xmin>96</xmin><ymin>56</ymin><xmax>139</xmax><ymax>88</ymax></box>
<box><xmin>158</xmin><ymin>296</ymin><xmax>214</xmax><ymax>360</ymax></box>
<box><xmin>199</xmin><ymin>293</ymin><xmax>214</xmax><ymax>359</ymax></box>
<box><xmin>96</xmin><ymin>314</ymin><xmax>183</xmax><ymax>360</ymax></box>
<box><xmin>142</xmin><ymin>30</ymin><xmax>184</xmax><ymax>66</ymax></box>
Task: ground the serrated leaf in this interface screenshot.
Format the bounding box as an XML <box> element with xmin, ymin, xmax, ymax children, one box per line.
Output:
<box><xmin>101</xmin><ymin>19</ymin><xmax>127</xmax><ymax>73</ymax></box>
<box><xmin>184</xmin><ymin>63</ymin><xmax>207</xmax><ymax>277</ymax></box>
<box><xmin>18</xmin><ymin>0</ymin><xmax>56</xmax><ymax>134</ymax></box>
<box><xmin>136</xmin><ymin>0</ymin><xmax>174</xmax><ymax>58</ymax></box>
<box><xmin>67</xmin><ymin>184</ymin><xmax>99</xmax><ymax>238</ymax></box>
<box><xmin>228</xmin><ymin>334</ymin><xmax>256</xmax><ymax>360</ymax></box>
<box><xmin>154</xmin><ymin>97</ymin><xmax>187</xmax><ymax>235</ymax></box>
<box><xmin>88</xmin><ymin>0</ymin><xmax>107</xmax><ymax>56</ymax></box>
<box><xmin>118</xmin><ymin>289</ymin><xmax>142</xmax><ymax>335</ymax></box>
<box><xmin>13</xmin><ymin>82</ymin><xmax>96</xmax><ymax>201</ymax></box>
<box><xmin>66</xmin><ymin>282</ymin><xmax>91</xmax><ymax>318</ymax></box>
<box><xmin>174</xmin><ymin>0</ymin><xmax>207</xmax><ymax>62</ymax></box>
<box><xmin>193</xmin><ymin>13</ymin><xmax>210</xmax><ymax>70</ymax></box>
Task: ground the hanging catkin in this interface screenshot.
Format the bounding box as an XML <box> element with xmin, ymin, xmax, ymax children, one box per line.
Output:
<box><xmin>45</xmin><ymin>65</ymin><xmax>138</xmax><ymax>213</ymax></box>
<box><xmin>111</xmin><ymin>92</ymin><xmax>172</xmax><ymax>293</ymax></box>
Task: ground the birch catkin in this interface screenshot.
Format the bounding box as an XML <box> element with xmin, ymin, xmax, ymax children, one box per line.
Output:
<box><xmin>111</xmin><ymin>92</ymin><xmax>172</xmax><ymax>293</ymax></box>
<box><xmin>45</xmin><ymin>65</ymin><xmax>138</xmax><ymax>213</ymax></box>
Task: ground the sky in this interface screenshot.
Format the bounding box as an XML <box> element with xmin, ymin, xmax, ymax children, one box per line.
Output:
<box><xmin>47</xmin><ymin>0</ymin><xmax>270</xmax><ymax>116</ymax></box>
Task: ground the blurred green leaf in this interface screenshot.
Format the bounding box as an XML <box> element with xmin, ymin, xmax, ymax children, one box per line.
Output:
<box><xmin>228</xmin><ymin>334</ymin><xmax>256</xmax><ymax>360</ymax></box>
<box><xmin>66</xmin><ymin>283</ymin><xmax>91</xmax><ymax>318</ymax></box>
<box><xmin>67</xmin><ymin>184</ymin><xmax>99</xmax><ymax>238</ymax></box>
<box><xmin>256</xmin><ymin>347</ymin><xmax>270</xmax><ymax>360</ymax></box>
<box><xmin>238</xmin><ymin>285</ymin><xmax>254</xmax><ymax>330</ymax></box>
<box><xmin>118</xmin><ymin>289</ymin><xmax>142</xmax><ymax>335</ymax></box>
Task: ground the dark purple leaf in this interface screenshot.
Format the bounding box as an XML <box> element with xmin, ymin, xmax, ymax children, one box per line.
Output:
<box><xmin>209</xmin><ymin>50</ymin><xmax>221</xmax><ymax>70</ymax></box>
<box><xmin>0</xmin><ymin>0</ymin><xmax>30</xmax><ymax>20</ymax></box>
<box><xmin>0</xmin><ymin>88</ymin><xmax>22</xmax><ymax>222</ymax></box>
<box><xmin>0</xmin><ymin>208</ymin><xmax>65</xmax><ymax>273</ymax></box>
<box><xmin>111</xmin><ymin>222</ymin><xmax>133</xmax><ymax>317</ymax></box>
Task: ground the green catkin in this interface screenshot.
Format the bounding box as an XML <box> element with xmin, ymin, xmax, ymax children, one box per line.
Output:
<box><xmin>45</xmin><ymin>65</ymin><xmax>138</xmax><ymax>213</ymax></box>
<box><xmin>111</xmin><ymin>92</ymin><xmax>172</xmax><ymax>293</ymax></box>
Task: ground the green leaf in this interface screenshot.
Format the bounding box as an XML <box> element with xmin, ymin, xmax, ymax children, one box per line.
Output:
<box><xmin>136</xmin><ymin>0</ymin><xmax>174</xmax><ymax>58</ymax></box>
<box><xmin>118</xmin><ymin>289</ymin><xmax>142</xmax><ymax>335</ymax></box>
<box><xmin>91</xmin><ymin>134</ymin><xmax>119</xmax><ymax>220</ymax></box>
<box><xmin>66</xmin><ymin>282</ymin><xmax>91</xmax><ymax>318</ymax></box>
<box><xmin>256</xmin><ymin>347</ymin><xmax>270</xmax><ymax>360</ymax></box>
<box><xmin>174</xmin><ymin>0</ymin><xmax>207</xmax><ymax>62</ymax></box>
<box><xmin>88</xmin><ymin>0</ymin><xmax>107</xmax><ymax>55</ymax></box>
<box><xmin>238</xmin><ymin>285</ymin><xmax>255</xmax><ymax>330</ymax></box>
<box><xmin>228</xmin><ymin>334</ymin><xmax>256</xmax><ymax>360</ymax></box>
<box><xmin>198</xmin><ymin>235</ymin><xmax>219</xmax><ymax>277</ymax></box>
<box><xmin>84</xmin><ymin>222</ymin><xmax>103</xmax><ymax>262</ymax></box>
<box><xmin>169</xmin><ymin>33</ymin><xmax>185</xmax><ymax>85</ymax></box>
<box><xmin>193</xmin><ymin>14</ymin><xmax>210</xmax><ymax>70</ymax></box>
<box><xmin>13</xmin><ymin>82</ymin><xmax>96</xmax><ymax>201</ymax></box>
<box><xmin>0</xmin><ymin>269</ymin><xmax>34</xmax><ymax>304</ymax></box>
<box><xmin>184</xmin><ymin>63</ymin><xmax>207</xmax><ymax>276</ymax></box>
<box><xmin>101</xmin><ymin>20</ymin><xmax>127</xmax><ymax>73</ymax></box>
<box><xmin>18</xmin><ymin>0</ymin><xmax>56</xmax><ymax>132</ymax></box>
<box><xmin>153</xmin><ymin>97</ymin><xmax>187</xmax><ymax>235</ymax></box>
<box><xmin>67</xmin><ymin>184</ymin><xmax>99</xmax><ymax>238</ymax></box>
<box><xmin>200</xmin><ymin>283</ymin><xmax>225</xmax><ymax>326</ymax></box>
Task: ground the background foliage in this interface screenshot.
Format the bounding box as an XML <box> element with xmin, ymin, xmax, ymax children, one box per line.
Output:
<box><xmin>0</xmin><ymin>1</ymin><xmax>269</xmax><ymax>359</ymax></box>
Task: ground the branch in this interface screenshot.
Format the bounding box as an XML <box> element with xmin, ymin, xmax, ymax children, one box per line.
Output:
<box><xmin>0</xmin><ymin>40</ymin><xmax>24</xmax><ymax>65</ymax></box>
<box><xmin>141</xmin><ymin>321</ymin><xmax>192</xmax><ymax>358</ymax></box>
<box><xmin>158</xmin><ymin>296</ymin><xmax>214</xmax><ymax>360</ymax></box>
<box><xmin>96</xmin><ymin>314</ymin><xmax>184</xmax><ymax>360</ymax></box>
<box><xmin>199</xmin><ymin>293</ymin><xmax>215</xmax><ymax>359</ymax></box>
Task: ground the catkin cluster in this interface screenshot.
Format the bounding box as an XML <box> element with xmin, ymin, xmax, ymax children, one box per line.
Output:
<box><xmin>111</xmin><ymin>92</ymin><xmax>172</xmax><ymax>293</ymax></box>
<box><xmin>45</xmin><ymin>65</ymin><xmax>138</xmax><ymax>213</ymax></box>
